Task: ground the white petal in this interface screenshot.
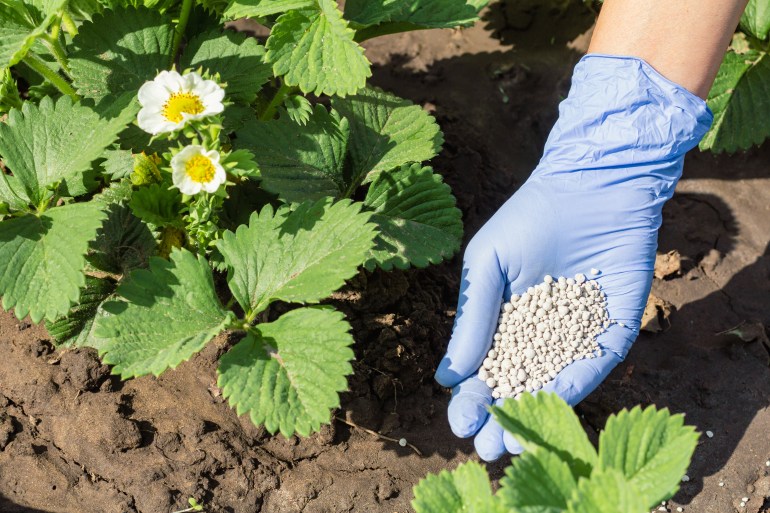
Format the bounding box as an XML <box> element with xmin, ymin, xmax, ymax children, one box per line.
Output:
<box><xmin>176</xmin><ymin>145</ymin><xmax>206</xmax><ymax>162</ymax></box>
<box><xmin>156</xmin><ymin>69</ymin><xmax>186</xmax><ymax>92</ymax></box>
<box><xmin>201</xmin><ymin>164</ymin><xmax>226</xmax><ymax>193</ymax></box>
<box><xmin>203</xmin><ymin>148</ymin><xmax>221</xmax><ymax>163</ymax></box>
<box><xmin>202</xmin><ymin>100</ymin><xmax>225</xmax><ymax>117</ymax></box>
<box><xmin>138</xmin><ymin>81</ymin><xmax>168</xmax><ymax>107</ymax></box>
<box><xmin>137</xmin><ymin>109</ymin><xmax>178</xmax><ymax>135</ymax></box>
<box><xmin>172</xmin><ymin>165</ymin><xmax>189</xmax><ymax>187</ymax></box>
<box><xmin>176</xmin><ymin>176</ymin><xmax>202</xmax><ymax>195</ymax></box>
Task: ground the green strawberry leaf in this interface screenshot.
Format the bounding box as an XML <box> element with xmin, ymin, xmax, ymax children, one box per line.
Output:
<box><xmin>100</xmin><ymin>148</ymin><xmax>135</xmax><ymax>179</ymax></box>
<box><xmin>412</xmin><ymin>461</ymin><xmax>502</xmax><ymax>513</ymax></box>
<box><xmin>598</xmin><ymin>405</ymin><xmax>699</xmax><ymax>508</ymax></box>
<box><xmin>266</xmin><ymin>0</ymin><xmax>371</xmax><ymax>97</ymax></box>
<box><xmin>283</xmin><ymin>94</ymin><xmax>313</xmax><ymax>125</ymax></box>
<box><xmin>0</xmin><ymin>96</ymin><xmax>132</xmax><ymax>208</ymax></box>
<box><xmin>0</xmin><ymin>68</ymin><xmax>23</xmax><ymax>115</ymax></box>
<box><xmin>217</xmin><ymin>198</ymin><xmax>376</xmax><ymax>316</ymax></box>
<box><xmin>218</xmin><ymin>306</ymin><xmax>354</xmax><ymax>437</ymax></box>
<box><xmin>129</xmin><ymin>183</ymin><xmax>184</xmax><ymax>227</ymax></box>
<box><xmin>221</xmin><ymin>148</ymin><xmax>260</xmax><ymax>178</ymax></box>
<box><xmin>331</xmin><ymin>86</ymin><xmax>442</xmax><ymax>186</ymax></box>
<box><xmin>87</xmin><ymin>201</ymin><xmax>156</xmax><ymax>275</ymax></box>
<box><xmin>223</xmin><ymin>0</ymin><xmax>313</xmax><ymax>19</ymax></box>
<box><xmin>566</xmin><ymin>469</ymin><xmax>647</xmax><ymax>513</ymax></box>
<box><xmin>0</xmin><ymin>201</ymin><xmax>108</xmax><ymax>323</ymax></box>
<box><xmin>235</xmin><ymin>105</ymin><xmax>349</xmax><ymax>202</ymax></box>
<box><xmin>70</xmin><ymin>7</ymin><xmax>174</xmax><ymax>100</ymax></box>
<box><xmin>345</xmin><ymin>0</ymin><xmax>481</xmax><ymax>32</ymax></box>
<box><xmin>498</xmin><ymin>447</ymin><xmax>578</xmax><ymax>512</ymax></box>
<box><xmin>180</xmin><ymin>29</ymin><xmax>272</xmax><ymax>104</ymax></box>
<box><xmin>741</xmin><ymin>0</ymin><xmax>770</xmax><ymax>40</ymax></box>
<box><xmin>492</xmin><ymin>393</ymin><xmax>598</xmax><ymax>479</ymax></box>
<box><xmin>0</xmin><ymin>0</ymin><xmax>66</xmax><ymax>68</ymax></box>
<box><xmin>47</xmin><ymin>276</ymin><xmax>115</xmax><ymax>348</ymax></box>
<box><xmin>364</xmin><ymin>164</ymin><xmax>462</xmax><ymax>270</ymax></box>
<box><xmin>96</xmin><ymin>248</ymin><xmax>234</xmax><ymax>378</ymax></box>
<box><xmin>700</xmin><ymin>41</ymin><xmax>770</xmax><ymax>153</ymax></box>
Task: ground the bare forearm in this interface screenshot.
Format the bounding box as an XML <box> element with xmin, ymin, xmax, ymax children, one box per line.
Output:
<box><xmin>588</xmin><ymin>0</ymin><xmax>748</xmax><ymax>99</ymax></box>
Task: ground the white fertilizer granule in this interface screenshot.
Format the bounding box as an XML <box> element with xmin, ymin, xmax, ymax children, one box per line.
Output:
<box><xmin>479</xmin><ymin>274</ymin><xmax>612</xmax><ymax>399</ymax></box>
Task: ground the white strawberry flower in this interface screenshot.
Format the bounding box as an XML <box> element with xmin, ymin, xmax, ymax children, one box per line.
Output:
<box><xmin>171</xmin><ymin>145</ymin><xmax>226</xmax><ymax>195</ymax></box>
<box><xmin>137</xmin><ymin>70</ymin><xmax>225</xmax><ymax>135</ymax></box>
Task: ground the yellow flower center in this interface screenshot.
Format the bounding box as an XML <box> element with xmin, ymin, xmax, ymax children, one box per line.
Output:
<box><xmin>185</xmin><ymin>155</ymin><xmax>216</xmax><ymax>183</ymax></box>
<box><xmin>162</xmin><ymin>92</ymin><xmax>204</xmax><ymax>123</ymax></box>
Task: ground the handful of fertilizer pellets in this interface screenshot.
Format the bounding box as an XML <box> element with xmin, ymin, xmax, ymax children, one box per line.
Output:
<box><xmin>479</xmin><ymin>272</ymin><xmax>611</xmax><ymax>399</ymax></box>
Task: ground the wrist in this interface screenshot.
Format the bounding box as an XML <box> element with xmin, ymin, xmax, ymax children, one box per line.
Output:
<box><xmin>532</xmin><ymin>54</ymin><xmax>713</xmax><ymax>199</ymax></box>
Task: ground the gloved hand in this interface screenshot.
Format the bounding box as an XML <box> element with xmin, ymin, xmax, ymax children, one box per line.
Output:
<box><xmin>435</xmin><ymin>54</ymin><xmax>713</xmax><ymax>461</ymax></box>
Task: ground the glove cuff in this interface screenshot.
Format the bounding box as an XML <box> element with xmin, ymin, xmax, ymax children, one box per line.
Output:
<box><xmin>534</xmin><ymin>54</ymin><xmax>713</xmax><ymax>199</ymax></box>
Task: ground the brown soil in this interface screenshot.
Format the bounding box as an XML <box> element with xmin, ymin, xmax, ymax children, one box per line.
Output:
<box><xmin>3</xmin><ymin>2</ymin><xmax>770</xmax><ymax>512</ymax></box>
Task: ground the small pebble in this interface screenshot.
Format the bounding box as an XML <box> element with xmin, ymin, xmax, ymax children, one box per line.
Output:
<box><xmin>706</xmin><ymin>430</ymin><xmax>714</xmax><ymax>438</ymax></box>
<box><xmin>766</xmin><ymin>460</ymin><xmax>770</xmax><ymax>467</ymax></box>
<box><xmin>590</xmin><ymin>268</ymin><xmax>600</xmax><ymax>275</ymax></box>
<box><xmin>719</xmin><ymin>482</ymin><xmax>724</xmax><ymax>487</ymax></box>
<box><xmin>681</xmin><ymin>475</ymin><xmax>690</xmax><ymax>482</ymax></box>
<box><xmin>398</xmin><ymin>438</ymin><xmax>407</xmax><ymax>447</ymax></box>
<box><xmin>677</xmin><ymin>508</ymin><xmax>683</xmax><ymax>512</ymax></box>
<box><xmin>742</xmin><ymin>497</ymin><xmax>749</xmax><ymax>502</ymax></box>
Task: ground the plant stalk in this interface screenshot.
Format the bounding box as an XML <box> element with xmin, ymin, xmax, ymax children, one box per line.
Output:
<box><xmin>22</xmin><ymin>54</ymin><xmax>79</xmax><ymax>100</ymax></box>
<box><xmin>354</xmin><ymin>22</ymin><xmax>418</xmax><ymax>43</ymax></box>
<box><xmin>44</xmin><ymin>35</ymin><xmax>73</xmax><ymax>78</ymax></box>
<box><xmin>170</xmin><ymin>0</ymin><xmax>194</xmax><ymax>67</ymax></box>
<box><xmin>61</xmin><ymin>10</ymin><xmax>78</xmax><ymax>36</ymax></box>
<box><xmin>259</xmin><ymin>82</ymin><xmax>293</xmax><ymax>121</ymax></box>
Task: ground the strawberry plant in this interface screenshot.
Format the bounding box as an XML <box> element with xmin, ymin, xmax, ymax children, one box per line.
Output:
<box><xmin>0</xmin><ymin>0</ymin><xmax>483</xmax><ymax>436</ymax></box>
<box><xmin>700</xmin><ymin>0</ymin><xmax>770</xmax><ymax>152</ymax></box>
<box><xmin>412</xmin><ymin>393</ymin><xmax>699</xmax><ymax>513</ymax></box>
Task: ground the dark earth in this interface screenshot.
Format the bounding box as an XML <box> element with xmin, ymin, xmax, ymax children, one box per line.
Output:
<box><xmin>3</xmin><ymin>2</ymin><xmax>770</xmax><ymax>512</ymax></box>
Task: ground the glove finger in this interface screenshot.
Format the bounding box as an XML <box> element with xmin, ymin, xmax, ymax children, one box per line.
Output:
<box><xmin>435</xmin><ymin>238</ymin><xmax>506</xmax><ymax>387</ymax></box>
<box><xmin>473</xmin><ymin>399</ymin><xmax>508</xmax><ymax>462</ymax></box>
<box><xmin>540</xmin><ymin>324</ymin><xmax>630</xmax><ymax>405</ymax></box>
<box><xmin>502</xmin><ymin>418</ymin><xmax>524</xmax><ymax>455</ymax></box>
<box><xmin>447</xmin><ymin>374</ymin><xmax>493</xmax><ymax>438</ymax></box>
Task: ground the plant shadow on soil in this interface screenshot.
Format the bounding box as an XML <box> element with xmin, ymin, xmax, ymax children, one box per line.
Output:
<box><xmin>3</xmin><ymin>1</ymin><xmax>770</xmax><ymax>512</ymax></box>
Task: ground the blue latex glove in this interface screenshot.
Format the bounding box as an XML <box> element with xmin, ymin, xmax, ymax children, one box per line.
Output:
<box><xmin>435</xmin><ymin>55</ymin><xmax>713</xmax><ymax>461</ymax></box>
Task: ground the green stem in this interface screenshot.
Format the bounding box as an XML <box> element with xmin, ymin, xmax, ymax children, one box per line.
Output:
<box><xmin>43</xmin><ymin>35</ymin><xmax>72</xmax><ymax>78</ymax></box>
<box><xmin>259</xmin><ymin>82</ymin><xmax>293</xmax><ymax>121</ymax></box>
<box><xmin>170</xmin><ymin>0</ymin><xmax>193</xmax><ymax>67</ymax></box>
<box><xmin>61</xmin><ymin>11</ymin><xmax>78</xmax><ymax>36</ymax></box>
<box><xmin>22</xmin><ymin>54</ymin><xmax>79</xmax><ymax>100</ymax></box>
<box><xmin>353</xmin><ymin>22</ymin><xmax>420</xmax><ymax>43</ymax></box>
<box><xmin>49</xmin><ymin>16</ymin><xmax>61</xmax><ymax>40</ymax></box>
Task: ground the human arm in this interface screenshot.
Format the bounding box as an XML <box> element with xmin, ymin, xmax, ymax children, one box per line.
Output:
<box><xmin>436</xmin><ymin>0</ymin><xmax>748</xmax><ymax>461</ymax></box>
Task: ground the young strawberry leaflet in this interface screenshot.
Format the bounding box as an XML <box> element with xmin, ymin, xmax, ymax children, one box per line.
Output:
<box><xmin>0</xmin><ymin>202</ymin><xmax>108</xmax><ymax>323</ymax></box>
<box><xmin>598</xmin><ymin>405</ymin><xmax>699</xmax><ymax>506</ymax></box>
<box><xmin>216</xmin><ymin>198</ymin><xmax>376</xmax><ymax>318</ymax></box>
<box><xmin>266</xmin><ymin>0</ymin><xmax>371</xmax><ymax>97</ymax></box>
<box><xmin>498</xmin><ymin>448</ymin><xmax>578</xmax><ymax>511</ymax></box>
<box><xmin>412</xmin><ymin>461</ymin><xmax>502</xmax><ymax>513</ymax></box>
<box><xmin>331</xmin><ymin>87</ymin><xmax>443</xmax><ymax>188</ymax></box>
<box><xmin>236</xmin><ymin>105</ymin><xmax>350</xmax><ymax>202</ymax></box>
<box><xmin>364</xmin><ymin>164</ymin><xmax>463</xmax><ymax>270</ymax></box>
<box><xmin>217</xmin><ymin>306</ymin><xmax>354</xmax><ymax>437</ymax></box>
<box><xmin>0</xmin><ymin>96</ymin><xmax>132</xmax><ymax>207</ymax></box>
<box><xmin>69</xmin><ymin>7</ymin><xmax>174</xmax><ymax>101</ymax></box>
<box><xmin>700</xmin><ymin>37</ymin><xmax>770</xmax><ymax>153</ymax></box>
<box><xmin>96</xmin><ymin>248</ymin><xmax>235</xmax><ymax>378</ymax></box>
<box><xmin>740</xmin><ymin>0</ymin><xmax>770</xmax><ymax>40</ymax></box>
